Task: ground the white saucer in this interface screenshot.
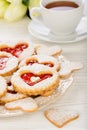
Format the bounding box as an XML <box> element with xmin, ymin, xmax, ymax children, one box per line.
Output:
<box><xmin>28</xmin><ymin>17</ymin><xmax>87</xmax><ymax>43</ymax></box>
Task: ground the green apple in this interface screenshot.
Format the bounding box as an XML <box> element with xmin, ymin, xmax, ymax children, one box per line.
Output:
<box><xmin>0</xmin><ymin>0</ymin><xmax>9</xmax><ymax>18</ymax></box>
<box><xmin>4</xmin><ymin>2</ymin><xmax>27</xmax><ymax>22</ymax></box>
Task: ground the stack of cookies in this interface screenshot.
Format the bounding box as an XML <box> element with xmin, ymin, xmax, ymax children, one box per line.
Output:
<box><xmin>0</xmin><ymin>41</ymin><xmax>82</xmax><ymax>112</ymax></box>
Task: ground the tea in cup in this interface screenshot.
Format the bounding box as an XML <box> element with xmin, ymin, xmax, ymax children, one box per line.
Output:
<box><xmin>30</xmin><ymin>0</ymin><xmax>84</xmax><ymax>35</ymax></box>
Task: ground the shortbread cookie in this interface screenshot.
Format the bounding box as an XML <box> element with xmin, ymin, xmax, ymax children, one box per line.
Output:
<box><xmin>19</xmin><ymin>55</ymin><xmax>60</xmax><ymax>71</ymax></box>
<box><xmin>41</xmin><ymin>89</ymin><xmax>54</xmax><ymax>96</ymax></box>
<box><xmin>0</xmin><ymin>76</ymin><xmax>7</xmax><ymax>98</ymax></box>
<box><xmin>11</xmin><ymin>64</ymin><xmax>60</xmax><ymax>96</ymax></box>
<box><xmin>0</xmin><ymin>92</ymin><xmax>27</xmax><ymax>104</ymax></box>
<box><xmin>59</xmin><ymin>61</ymin><xmax>83</xmax><ymax>78</ymax></box>
<box><xmin>0</xmin><ymin>41</ymin><xmax>34</xmax><ymax>61</ymax></box>
<box><xmin>5</xmin><ymin>97</ymin><xmax>38</xmax><ymax>112</ymax></box>
<box><xmin>0</xmin><ymin>84</ymin><xmax>27</xmax><ymax>104</ymax></box>
<box><xmin>36</xmin><ymin>44</ymin><xmax>62</xmax><ymax>56</ymax></box>
<box><xmin>44</xmin><ymin>108</ymin><xmax>79</xmax><ymax>128</ymax></box>
<box><xmin>57</xmin><ymin>55</ymin><xmax>68</xmax><ymax>64</ymax></box>
<box><xmin>0</xmin><ymin>52</ymin><xmax>18</xmax><ymax>76</ymax></box>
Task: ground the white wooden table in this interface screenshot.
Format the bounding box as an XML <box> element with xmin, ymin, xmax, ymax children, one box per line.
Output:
<box><xmin>0</xmin><ymin>17</ymin><xmax>86</xmax><ymax>130</ymax></box>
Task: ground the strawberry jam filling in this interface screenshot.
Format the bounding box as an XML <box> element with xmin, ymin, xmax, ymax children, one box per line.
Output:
<box><xmin>0</xmin><ymin>43</ymin><xmax>28</xmax><ymax>57</ymax></box>
<box><xmin>27</xmin><ymin>60</ymin><xmax>54</xmax><ymax>67</ymax></box>
<box><xmin>21</xmin><ymin>73</ymin><xmax>52</xmax><ymax>86</ymax></box>
<box><xmin>0</xmin><ymin>56</ymin><xmax>8</xmax><ymax>70</ymax></box>
<box><xmin>27</xmin><ymin>60</ymin><xmax>38</xmax><ymax>65</ymax></box>
<box><xmin>43</xmin><ymin>63</ymin><xmax>54</xmax><ymax>67</ymax></box>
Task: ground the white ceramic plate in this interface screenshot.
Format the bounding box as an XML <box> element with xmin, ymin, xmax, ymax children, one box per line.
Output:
<box><xmin>28</xmin><ymin>17</ymin><xmax>87</xmax><ymax>43</ymax></box>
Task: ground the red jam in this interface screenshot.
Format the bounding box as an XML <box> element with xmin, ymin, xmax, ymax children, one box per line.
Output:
<box><xmin>27</xmin><ymin>60</ymin><xmax>38</xmax><ymax>65</ymax></box>
<box><xmin>0</xmin><ymin>43</ymin><xmax>28</xmax><ymax>57</ymax></box>
<box><xmin>27</xmin><ymin>60</ymin><xmax>54</xmax><ymax>67</ymax></box>
<box><xmin>43</xmin><ymin>63</ymin><xmax>54</xmax><ymax>67</ymax></box>
<box><xmin>21</xmin><ymin>73</ymin><xmax>52</xmax><ymax>86</ymax></box>
<box><xmin>0</xmin><ymin>56</ymin><xmax>8</xmax><ymax>70</ymax></box>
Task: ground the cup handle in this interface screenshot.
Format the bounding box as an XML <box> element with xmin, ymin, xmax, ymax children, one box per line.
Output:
<box><xmin>30</xmin><ymin>7</ymin><xmax>42</xmax><ymax>24</ymax></box>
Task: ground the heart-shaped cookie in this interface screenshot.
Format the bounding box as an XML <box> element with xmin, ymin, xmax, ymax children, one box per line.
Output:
<box><xmin>0</xmin><ymin>41</ymin><xmax>34</xmax><ymax>61</ymax></box>
<box><xmin>19</xmin><ymin>54</ymin><xmax>60</xmax><ymax>71</ymax></box>
<box><xmin>5</xmin><ymin>97</ymin><xmax>38</xmax><ymax>112</ymax></box>
<box><xmin>0</xmin><ymin>83</ymin><xmax>27</xmax><ymax>104</ymax></box>
<box><xmin>0</xmin><ymin>76</ymin><xmax>7</xmax><ymax>98</ymax></box>
<box><xmin>44</xmin><ymin>108</ymin><xmax>79</xmax><ymax>128</ymax></box>
<box><xmin>59</xmin><ymin>61</ymin><xmax>83</xmax><ymax>78</ymax></box>
<box><xmin>35</xmin><ymin>44</ymin><xmax>62</xmax><ymax>56</ymax></box>
<box><xmin>11</xmin><ymin>64</ymin><xmax>60</xmax><ymax>96</ymax></box>
<box><xmin>0</xmin><ymin>52</ymin><xmax>18</xmax><ymax>76</ymax></box>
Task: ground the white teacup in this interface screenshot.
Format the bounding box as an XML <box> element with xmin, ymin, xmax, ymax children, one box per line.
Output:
<box><xmin>30</xmin><ymin>0</ymin><xmax>84</xmax><ymax>36</ymax></box>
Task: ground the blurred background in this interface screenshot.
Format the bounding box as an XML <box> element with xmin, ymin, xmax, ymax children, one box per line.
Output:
<box><xmin>0</xmin><ymin>0</ymin><xmax>87</xmax><ymax>22</ymax></box>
